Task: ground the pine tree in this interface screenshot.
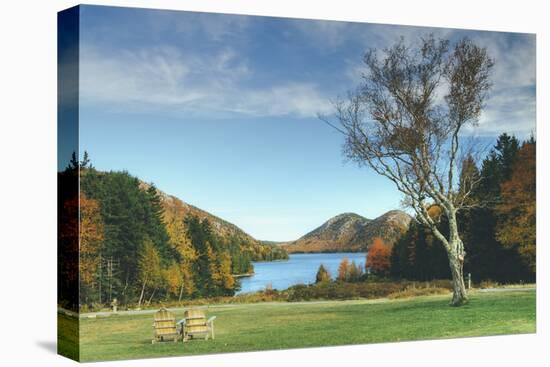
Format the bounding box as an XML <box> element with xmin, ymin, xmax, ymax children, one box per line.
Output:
<box><xmin>66</xmin><ymin>151</ymin><xmax>79</xmax><ymax>171</ymax></box>
<box><xmin>81</xmin><ymin>151</ymin><xmax>91</xmax><ymax>169</ymax></box>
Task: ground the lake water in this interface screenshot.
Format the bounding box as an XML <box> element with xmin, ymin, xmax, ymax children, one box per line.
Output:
<box><xmin>237</xmin><ymin>252</ymin><xmax>367</xmax><ymax>294</ymax></box>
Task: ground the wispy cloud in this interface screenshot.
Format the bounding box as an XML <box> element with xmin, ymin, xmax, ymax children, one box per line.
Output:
<box><xmin>80</xmin><ymin>10</ymin><xmax>535</xmax><ymax>135</ymax></box>
<box><xmin>80</xmin><ymin>44</ymin><xmax>332</xmax><ymax>118</ymax></box>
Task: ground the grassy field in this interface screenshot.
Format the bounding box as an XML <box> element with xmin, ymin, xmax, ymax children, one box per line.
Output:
<box><xmin>61</xmin><ymin>290</ymin><xmax>536</xmax><ymax>362</ymax></box>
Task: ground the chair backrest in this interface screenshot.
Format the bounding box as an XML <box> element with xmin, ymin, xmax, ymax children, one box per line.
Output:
<box><xmin>184</xmin><ymin>309</ymin><xmax>208</xmax><ymax>334</ymax></box>
<box><xmin>153</xmin><ymin>308</ymin><xmax>177</xmax><ymax>336</ymax></box>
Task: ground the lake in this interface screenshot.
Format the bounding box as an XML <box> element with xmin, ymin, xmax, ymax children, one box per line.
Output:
<box><xmin>237</xmin><ymin>252</ymin><xmax>367</xmax><ymax>294</ymax></box>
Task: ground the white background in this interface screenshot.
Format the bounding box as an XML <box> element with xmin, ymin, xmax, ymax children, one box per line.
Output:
<box><xmin>0</xmin><ymin>0</ymin><xmax>547</xmax><ymax>366</ymax></box>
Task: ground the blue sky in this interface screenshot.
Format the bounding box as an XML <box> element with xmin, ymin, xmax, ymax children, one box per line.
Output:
<box><xmin>76</xmin><ymin>5</ymin><xmax>536</xmax><ymax>241</ymax></box>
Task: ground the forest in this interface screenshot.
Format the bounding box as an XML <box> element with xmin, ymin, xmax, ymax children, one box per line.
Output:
<box><xmin>58</xmin><ymin>154</ymin><xmax>288</xmax><ymax>311</ymax></box>
<box><xmin>389</xmin><ymin>133</ymin><xmax>536</xmax><ymax>284</ymax></box>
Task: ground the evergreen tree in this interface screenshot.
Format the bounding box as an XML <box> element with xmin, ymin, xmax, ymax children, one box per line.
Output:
<box><xmin>81</xmin><ymin>151</ymin><xmax>91</xmax><ymax>169</ymax></box>
<box><xmin>66</xmin><ymin>151</ymin><xmax>79</xmax><ymax>171</ymax></box>
<box><xmin>389</xmin><ymin>218</ymin><xmax>449</xmax><ymax>281</ymax></box>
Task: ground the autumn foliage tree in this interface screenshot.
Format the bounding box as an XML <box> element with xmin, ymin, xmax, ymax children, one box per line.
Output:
<box><xmin>218</xmin><ymin>252</ymin><xmax>236</xmax><ymax>292</ymax></box>
<box><xmin>79</xmin><ymin>194</ymin><xmax>104</xmax><ymax>304</ymax></box>
<box><xmin>162</xmin><ymin>263</ymin><xmax>182</xmax><ymax>298</ymax></box>
<box><xmin>496</xmin><ymin>139</ymin><xmax>536</xmax><ymax>272</ymax></box>
<box><xmin>137</xmin><ymin>239</ymin><xmax>162</xmax><ymax>308</ymax></box>
<box><xmin>337</xmin><ymin>258</ymin><xmax>350</xmax><ymax>282</ymax></box>
<box><xmin>366</xmin><ymin>238</ymin><xmax>391</xmax><ymax>276</ymax></box>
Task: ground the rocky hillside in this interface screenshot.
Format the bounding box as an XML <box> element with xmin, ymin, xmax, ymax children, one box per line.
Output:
<box><xmin>283</xmin><ymin>210</ymin><xmax>412</xmax><ymax>253</ymax></box>
<box><xmin>141</xmin><ymin>182</ymin><xmax>287</xmax><ymax>261</ymax></box>
<box><xmin>149</xmin><ymin>183</ymin><xmax>256</xmax><ymax>241</ymax></box>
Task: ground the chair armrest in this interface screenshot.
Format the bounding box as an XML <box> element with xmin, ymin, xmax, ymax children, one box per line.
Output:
<box><xmin>207</xmin><ymin>316</ymin><xmax>216</xmax><ymax>324</ymax></box>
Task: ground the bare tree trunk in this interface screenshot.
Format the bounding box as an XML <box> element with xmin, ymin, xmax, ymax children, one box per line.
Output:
<box><xmin>178</xmin><ymin>282</ymin><xmax>184</xmax><ymax>302</ymax></box>
<box><xmin>137</xmin><ymin>280</ymin><xmax>146</xmax><ymax>308</ymax></box>
<box><xmin>447</xmin><ymin>212</ymin><xmax>468</xmax><ymax>306</ymax></box>
<box><xmin>448</xmin><ymin>249</ymin><xmax>468</xmax><ymax>306</ymax></box>
<box><xmin>147</xmin><ymin>288</ymin><xmax>157</xmax><ymax>305</ymax></box>
<box><xmin>121</xmin><ymin>273</ymin><xmax>129</xmax><ymax>296</ymax></box>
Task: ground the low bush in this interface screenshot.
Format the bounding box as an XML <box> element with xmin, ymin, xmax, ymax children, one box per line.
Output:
<box><xmin>286</xmin><ymin>279</ymin><xmax>453</xmax><ymax>302</ymax></box>
<box><xmin>78</xmin><ymin>279</ymin><xmax>457</xmax><ymax>312</ymax></box>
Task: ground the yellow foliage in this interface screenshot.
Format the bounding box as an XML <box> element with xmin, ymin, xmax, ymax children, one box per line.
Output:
<box><xmin>162</xmin><ymin>263</ymin><xmax>182</xmax><ymax>296</ymax></box>
<box><xmin>162</xmin><ymin>200</ymin><xmax>197</xmax><ymax>261</ymax></box>
<box><xmin>179</xmin><ymin>261</ymin><xmax>195</xmax><ymax>297</ymax></box>
<box><xmin>219</xmin><ymin>252</ymin><xmax>235</xmax><ymax>290</ymax></box>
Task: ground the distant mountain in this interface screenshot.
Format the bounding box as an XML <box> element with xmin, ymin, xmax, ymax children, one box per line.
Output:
<box><xmin>282</xmin><ymin>210</ymin><xmax>412</xmax><ymax>253</ymax></box>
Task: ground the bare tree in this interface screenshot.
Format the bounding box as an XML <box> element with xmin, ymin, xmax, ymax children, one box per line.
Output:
<box><xmin>322</xmin><ymin>36</ymin><xmax>493</xmax><ymax>306</ymax></box>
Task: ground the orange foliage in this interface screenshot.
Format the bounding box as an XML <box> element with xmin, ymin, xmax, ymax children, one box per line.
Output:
<box><xmin>496</xmin><ymin>141</ymin><xmax>536</xmax><ymax>271</ymax></box>
<box><xmin>79</xmin><ymin>194</ymin><xmax>104</xmax><ymax>286</ymax></box>
<box><xmin>366</xmin><ymin>237</ymin><xmax>391</xmax><ymax>276</ymax></box>
<box><xmin>337</xmin><ymin>257</ymin><xmax>350</xmax><ymax>281</ymax></box>
<box><xmin>427</xmin><ymin>205</ymin><xmax>442</xmax><ymax>221</ymax></box>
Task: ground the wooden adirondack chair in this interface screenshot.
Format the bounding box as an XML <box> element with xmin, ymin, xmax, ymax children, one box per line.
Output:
<box><xmin>177</xmin><ymin>309</ymin><xmax>216</xmax><ymax>342</ymax></box>
<box><xmin>152</xmin><ymin>308</ymin><xmax>180</xmax><ymax>344</ymax></box>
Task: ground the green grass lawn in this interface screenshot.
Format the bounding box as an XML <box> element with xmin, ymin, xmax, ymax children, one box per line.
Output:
<box><xmin>63</xmin><ymin>290</ymin><xmax>535</xmax><ymax>362</ymax></box>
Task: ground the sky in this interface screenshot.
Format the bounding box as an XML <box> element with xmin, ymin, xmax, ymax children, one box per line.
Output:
<box><xmin>74</xmin><ymin>5</ymin><xmax>536</xmax><ymax>241</ymax></box>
